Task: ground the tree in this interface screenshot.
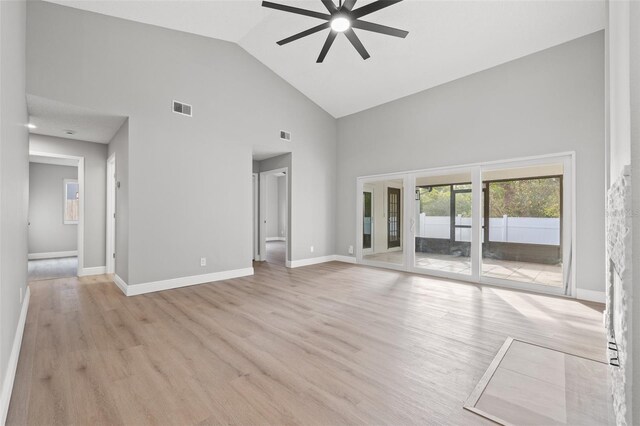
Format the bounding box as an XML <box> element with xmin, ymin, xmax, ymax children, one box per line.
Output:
<box><xmin>418</xmin><ymin>177</ymin><xmax>560</xmax><ymax>219</ymax></box>
<box><xmin>488</xmin><ymin>178</ymin><xmax>560</xmax><ymax>218</ymax></box>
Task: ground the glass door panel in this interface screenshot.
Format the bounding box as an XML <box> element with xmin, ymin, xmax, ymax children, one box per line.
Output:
<box><xmin>363</xmin><ymin>190</ymin><xmax>373</xmax><ymax>253</ymax></box>
<box><xmin>481</xmin><ymin>164</ymin><xmax>564</xmax><ymax>288</ymax></box>
<box><xmin>361</xmin><ymin>179</ymin><xmax>404</xmax><ymax>266</ymax></box>
<box><xmin>414</xmin><ymin>172</ymin><xmax>472</xmax><ymax>275</ymax></box>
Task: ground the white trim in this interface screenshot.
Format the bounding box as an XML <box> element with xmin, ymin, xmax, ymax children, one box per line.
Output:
<box><xmin>106</xmin><ymin>153</ymin><xmax>116</xmax><ymax>274</ymax></box>
<box><xmin>266</xmin><ymin>237</ymin><xmax>286</xmax><ymax>242</ymax></box>
<box><xmin>259</xmin><ymin>167</ymin><xmax>289</xmax><ymax>265</ymax></box>
<box><xmin>28</xmin><ymin>250</ymin><xmax>77</xmax><ymax>260</ymax></box>
<box><xmin>252</xmin><ymin>172</ymin><xmax>259</xmax><ymax>261</ymax></box>
<box><xmin>115</xmin><ymin>267</ymin><xmax>254</xmax><ymax>296</ymax></box>
<box><xmin>357</xmin><ymin>151</ymin><xmax>577</xmax><ymax>181</ymax></box>
<box><xmin>576</xmin><ymin>289</ymin><xmax>606</xmax><ymax>303</ymax></box>
<box><xmin>286</xmin><ymin>255</ymin><xmax>336</xmax><ymax>268</ymax></box>
<box><xmin>0</xmin><ymin>287</ymin><xmax>30</xmax><ymax>425</ymax></box>
<box><xmin>30</xmin><ymin>151</ymin><xmax>85</xmax><ymax>276</ymax></box>
<box><xmin>113</xmin><ymin>274</ymin><xmax>128</xmax><ymax>295</ymax></box>
<box><xmin>77</xmin><ymin>266</ymin><xmax>106</xmax><ymax>277</ymax></box>
<box><xmin>334</xmin><ymin>255</ymin><xmax>357</xmax><ymax>264</ymax></box>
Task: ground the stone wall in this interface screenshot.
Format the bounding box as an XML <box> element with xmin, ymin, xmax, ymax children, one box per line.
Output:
<box><xmin>605</xmin><ymin>165</ymin><xmax>633</xmax><ymax>426</ymax></box>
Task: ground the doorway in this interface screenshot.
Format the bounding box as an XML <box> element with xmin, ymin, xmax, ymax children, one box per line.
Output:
<box><xmin>28</xmin><ymin>152</ymin><xmax>84</xmax><ymax>281</ymax></box>
<box><xmin>258</xmin><ymin>167</ymin><xmax>289</xmax><ymax>266</ymax></box>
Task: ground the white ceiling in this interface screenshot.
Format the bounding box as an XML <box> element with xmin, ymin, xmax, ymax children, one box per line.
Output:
<box><xmin>28</xmin><ymin>94</ymin><xmax>127</xmax><ymax>144</ymax></box>
<box><xmin>44</xmin><ymin>0</ymin><xmax>605</xmax><ymax>118</ymax></box>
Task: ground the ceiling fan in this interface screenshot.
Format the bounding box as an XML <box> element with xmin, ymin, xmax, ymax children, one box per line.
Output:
<box><xmin>262</xmin><ymin>0</ymin><xmax>408</xmax><ymax>63</ymax></box>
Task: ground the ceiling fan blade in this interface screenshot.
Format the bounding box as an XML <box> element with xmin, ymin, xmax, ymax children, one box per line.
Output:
<box><xmin>317</xmin><ymin>31</ymin><xmax>338</xmax><ymax>63</ymax></box>
<box><xmin>351</xmin><ymin>20</ymin><xmax>408</xmax><ymax>38</ymax></box>
<box><xmin>277</xmin><ymin>22</ymin><xmax>331</xmax><ymax>45</ymax></box>
<box><xmin>262</xmin><ymin>1</ymin><xmax>331</xmax><ymax>21</ymax></box>
<box><xmin>351</xmin><ymin>0</ymin><xmax>404</xmax><ymax>19</ymax></box>
<box><xmin>342</xmin><ymin>0</ymin><xmax>357</xmax><ymax>11</ymax></box>
<box><xmin>344</xmin><ymin>28</ymin><xmax>370</xmax><ymax>60</ymax></box>
<box><xmin>320</xmin><ymin>0</ymin><xmax>338</xmax><ymax>12</ymax></box>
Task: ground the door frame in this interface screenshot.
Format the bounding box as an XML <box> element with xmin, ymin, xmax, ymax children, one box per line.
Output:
<box><xmin>252</xmin><ymin>172</ymin><xmax>259</xmax><ymax>261</ymax></box>
<box><xmin>106</xmin><ymin>153</ymin><xmax>116</xmax><ymax>274</ymax></box>
<box><xmin>29</xmin><ymin>150</ymin><xmax>86</xmax><ymax>276</ymax></box>
<box><xmin>355</xmin><ymin>152</ymin><xmax>575</xmax><ymax>298</ymax></box>
<box><xmin>259</xmin><ymin>167</ymin><xmax>289</xmax><ymax>265</ymax></box>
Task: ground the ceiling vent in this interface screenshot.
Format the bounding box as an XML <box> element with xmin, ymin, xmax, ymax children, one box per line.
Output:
<box><xmin>172</xmin><ymin>100</ymin><xmax>192</xmax><ymax>117</ymax></box>
<box><xmin>280</xmin><ymin>130</ymin><xmax>291</xmax><ymax>141</ymax></box>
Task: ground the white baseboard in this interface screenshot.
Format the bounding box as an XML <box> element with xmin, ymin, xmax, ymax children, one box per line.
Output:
<box><xmin>113</xmin><ymin>267</ymin><xmax>254</xmax><ymax>296</ymax></box>
<box><xmin>113</xmin><ymin>274</ymin><xmax>128</xmax><ymax>295</ymax></box>
<box><xmin>286</xmin><ymin>255</ymin><xmax>336</xmax><ymax>268</ymax></box>
<box><xmin>286</xmin><ymin>255</ymin><xmax>357</xmax><ymax>268</ymax></box>
<box><xmin>78</xmin><ymin>266</ymin><xmax>107</xmax><ymax>277</ymax></box>
<box><xmin>266</xmin><ymin>237</ymin><xmax>286</xmax><ymax>242</ymax></box>
<box><xmin>1</xmin><ymin>286</ymin><xmax>30</xmax><ymax>425</ymax></box>
<box><xmin>334</xmin><ymin>255</ymin><xmax>357</xmax><ymax>264</ymax></box>
<box><xmin>576</xmin><ymin>289</ymin><xmax>606</xmax><ymax>303</ymax></box>
<box><xmin>28</xmin><ymin>250</ymin><xmax>77</xmax><ymax>260</ymax></box>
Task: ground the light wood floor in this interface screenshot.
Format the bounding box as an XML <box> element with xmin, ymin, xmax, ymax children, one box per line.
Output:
<box><xmin>363</xmin><ymin>251</ymin><xmax>563</xmax><ymax>286</ymax></box>
<box><xmin>7</xmin><ymin>260</ymin><xmax>606</xmax><ymax>425</ymax></box>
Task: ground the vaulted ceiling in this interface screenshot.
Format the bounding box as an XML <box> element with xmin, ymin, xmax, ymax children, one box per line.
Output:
<box><xmin>44</xmin><ymin>0</ymin><xmax>606</xmax><ymax>118</ymax></box>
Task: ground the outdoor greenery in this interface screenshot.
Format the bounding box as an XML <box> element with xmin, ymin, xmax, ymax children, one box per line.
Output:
<box><xmin>419</xmin><ymin>177</ymin><xmax>561</xmax><ymax>218</ymax></box>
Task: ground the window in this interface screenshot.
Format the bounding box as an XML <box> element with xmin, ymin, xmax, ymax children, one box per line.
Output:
<box><xmin>484</xmin><ymin>176</ymin><xmax>561</xmax><ymax>245</ymax></box>
<box><xmin>64</xmin><ymin>179</ymin><xmax>79</xmax><ymax>224</ymax></box>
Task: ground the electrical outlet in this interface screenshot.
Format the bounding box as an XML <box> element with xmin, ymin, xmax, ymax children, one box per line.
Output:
<box><xmin>348</xmin><ymin>245</ymin><xmax>354</xmax><ymax>254</ymax></box>
<box><xmin>310</xmin><ymin>246</ymin><xmax>314</xmax><ymax>253</ymax></box>
<box><xmin>200</xmin><ymin>257</ymin><xmax>207</xmax><ymax>267</ymax></box>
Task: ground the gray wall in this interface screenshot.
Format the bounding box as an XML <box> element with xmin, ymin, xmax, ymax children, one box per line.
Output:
<box><xmin>336</xmin><ymin>31</ymin><xmax>606</xmax><ymax>293</ymax></box>
<box><xmin>265</xmin><ymin>174</ymin><xmax>279</xmax><ymax>239</ymax></box>
<box><xmin>27</xmin><ymin>2</ymin><xmax>336</xmax><ymax>285</ymax></box>
<box><xmin>28</xmin><ymin>163</ymin><xmax>78</xmax><ymax>254</ymax></box>
<box><xmin>108</xmin><ymin>120</ymin><xmax>129</xmax><ymax>282</ymax></box>
<box><xmin>29</xmin><ymin>135</ymin><xmax>108</xmax><ymax>268</ymax></box>
<box><xmin>264</xmin><ymin>174</ymin><xmax>287</xmax><ymax>240</ymax></box>
<box><xmin>0</xmin><ymin>0</ymin><xmax>28</xmax><ymax>418</ymax></box>
<box><xmin>632</xmin><ymin>3</ymin><xmax>640</xmax><ymax>421</ymax></box>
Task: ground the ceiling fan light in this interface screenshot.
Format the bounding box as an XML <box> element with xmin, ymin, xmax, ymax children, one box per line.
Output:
<box><xmin>330</xmin><ymin>16</ymin><xmax>350</xmax><ymax>32</ymax></box>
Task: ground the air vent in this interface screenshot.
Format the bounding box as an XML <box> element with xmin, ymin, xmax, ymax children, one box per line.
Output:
<box><xmin>280</xmin><ymin>130</ymin><xmax>291</xmax><ymax>141</ymax></box>
<box><xmin>172</xmin><ymin>100</ymin><xmax>192</xmax><ymax>117</ymax></box>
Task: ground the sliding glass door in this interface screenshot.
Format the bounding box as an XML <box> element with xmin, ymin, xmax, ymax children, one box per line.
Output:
<box><xmin>480</xmin><ymin>162</ymin><xmax>567</xmax><ymax>291</ymax></box>
<box><xmin>413</xmin><ymin>171</ymin><xmax>473</xmax><ymax>276</ymax></box>
<box><xmin>356</xmin><ymin>154</ymin><xmax>573</xmax><ymax>296</ymax></box>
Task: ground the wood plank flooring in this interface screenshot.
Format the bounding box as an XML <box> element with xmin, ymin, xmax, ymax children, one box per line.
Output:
<box><xmin>7</xmin><ymin>260</ymin><xmax>606</xmax><ymax>425</ymax></box>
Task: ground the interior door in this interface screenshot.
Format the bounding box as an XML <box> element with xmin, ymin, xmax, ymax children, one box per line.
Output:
<box><xmin>363</xmin><ymin>190</ymin><xmax>373</xmax><ymax>253</ymax></box>
<box><xmin>387</xmin><ymin>187</ymin><xmax>401</xmax><ymax>248</ymax></box>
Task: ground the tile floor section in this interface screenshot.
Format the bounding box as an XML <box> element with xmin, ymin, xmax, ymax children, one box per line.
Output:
<box><xmin>363</xmin><ymin>251</ymin><xmax>563</xmax><ymax>287</ymax></box>
<box><xmin>27</xmin><ymin>256</ymin><xmax>77</xmax><ymax>281</ymax></box>
<box><xmin>469</xmin><ymin>339</ymin><xmax>611</xmax><ymax>425</ymax></box>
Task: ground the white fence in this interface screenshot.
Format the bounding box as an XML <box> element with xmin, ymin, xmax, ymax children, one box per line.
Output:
<box><xmin>416</xmin><ymin>214</ymin><xmax>560</xmax><ymax>245</ymax></box>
